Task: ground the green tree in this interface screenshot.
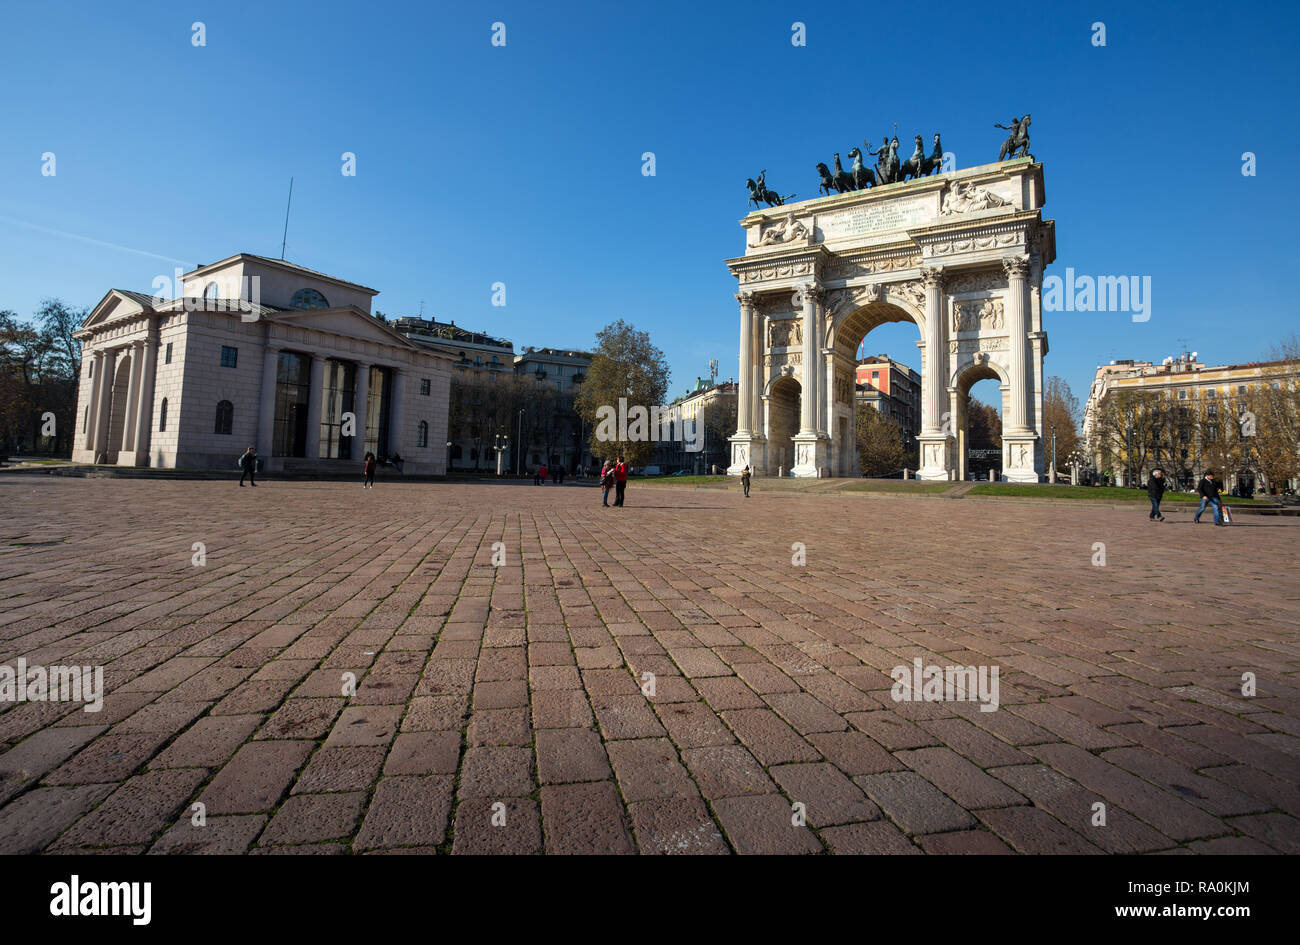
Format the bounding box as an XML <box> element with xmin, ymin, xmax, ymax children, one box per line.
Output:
<box><xmin>856</xmin><ymin>403</ymin><xmax>908</xmax><ymax>476</ymax></box>
<box><xmin>1042</xmin><ymin>376</ymin><xmax>1081</xmax><ymax>472</ymax></box>
<box><xmin>575</xmin><ymin>319</ymin><xmax>669</xmax><ymax>468</ymax></box>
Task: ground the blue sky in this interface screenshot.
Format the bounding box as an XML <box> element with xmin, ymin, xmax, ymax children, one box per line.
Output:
<box><xmin>2</xmin><ymin>0</ymin><xmax>1296</xmax><ymax>411</ymax></box>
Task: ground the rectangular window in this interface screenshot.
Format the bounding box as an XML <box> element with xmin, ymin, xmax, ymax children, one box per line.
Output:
<box><xmin>1177</xmin><ymin>390</ymin><xmax>1186</xmax><ymax>400</ymax></box>
<box><xmin>1206</xmin><ymin>388</ymin><xmax>1216</xmax><ymax>398</ymax></box>
<box><xmin>1238</xmin><ymin>385</ymin><xmax>1247</xmax><ymax>395</ymax></box>
<box><xmin>420</xmin><ymin>378</ymin><xmax>430</xmax><ymax>396</ymax></box>
<box><xmin>165</xmin><ymin>342</ymin><xmax>173</xmax><ymax>364</ymax></box>
<box><xmin>220</xmin><ymin>346</ymin><xmax>238</xmax><ymax>368</ymax></box>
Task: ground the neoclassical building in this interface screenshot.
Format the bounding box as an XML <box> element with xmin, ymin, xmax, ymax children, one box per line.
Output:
<box><xmin>72</xmin><ymin>254</ymin><xmax>453</xmax><ymax>474</ymax></box>
<box><xmin>727</xmin><ymin>157</ymin><xmax>1055</xmax><ymax>481</ymax></box>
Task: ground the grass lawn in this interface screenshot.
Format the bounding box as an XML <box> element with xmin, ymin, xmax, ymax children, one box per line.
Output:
<box><xmin>967</xmin><ymin>484</ymin><xmax>1274</xmax><ymax>504</ymax></box>
<box><xmin>640</xmin><ymin>475</ymin><xmax>731</xmax><ymax>485</ymax></box>
<box><xmin>840</xmin><ymin>480</ymin><xmax>956</xmax><ymax>494</ymax></box>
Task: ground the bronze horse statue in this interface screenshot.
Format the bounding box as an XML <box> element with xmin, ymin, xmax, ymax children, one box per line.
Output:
<box><xmin>830</xmin><ymin>153</ymin><xmax>855</xmax><ymax>194</ymax></box>
<box><xmin>816</xmin><ymin>162</ymin><xmax>836</xmax><ymax>196</ymax></box>
<box><xmin>996</xmin><ymin>115</ymin><xmax>1031</xmax><ymax>160</ymax></box>
<box><xmin>747</xmin><ymin>173</ymin><xmax>794</xmax><ymax>208</ymax></box>
<box><xmin>899</xmin><ymin>135</ymin><xmax>927</xmax><ymax>181</ymax></box>
<box><xmin>921</xmin><ymin>133</ymin><xmax>944</xmax><ymax>176</ymax></box>
<box><xmin>848</xmin><ymin>147</ymin><xmax>876</xmax><ymax>190</ymax></box>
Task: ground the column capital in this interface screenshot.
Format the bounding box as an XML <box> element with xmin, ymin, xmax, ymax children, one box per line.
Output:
<box><xmin>793</xmin><ymin>282</ymin><xmax>823</xmax><ymax>306</ymax></box>
<box><xmin>1001</xmin><ymin>255</ymin><xmax>1030</xmax><ymax>279</ymax></box>
<box><xmin>920</xmin><ymin>265</ymin><xmax>946</xmax><ymax>289</ymax></box>
<box><xmin>737</xmin><ymin>290</ymin><xmax>757</xmax><ymax>307</ymax></box>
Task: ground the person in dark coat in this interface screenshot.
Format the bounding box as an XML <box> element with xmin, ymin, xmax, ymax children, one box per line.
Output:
<box><xmin>239</xmin><ymin>446</ymin><xmax>258</xmax><ymax>487</ymax></box>
<box><xmin>1194</xmin><ymin>471</ymin><xmax>1224</xmax><ymax>525</ymax></box>
<box><xmin>600</xmin><ymin>460</ymin><xmax>613</xmax><ymax>507</ymax></box>
<box><xmin>363</xmin><ymin>451</ymin><xmax>377</xmax><ymax>489</ymax></box>
<box><xmin>741</xmin><ymin>465</ymin><xmax>752</xmax><ymax>498</ymax></box>
<box><xmin>1146</xmin><ymin>467</ymin><xmax>1166</xmax><ymax>521</ymax></box>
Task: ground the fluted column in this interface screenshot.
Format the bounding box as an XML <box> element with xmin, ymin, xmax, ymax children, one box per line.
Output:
<box><xmin>120</xmin><ymin>341</ymin><xmax>144</xmax><ymax>457</ymax></box>
<box><xmin>797</xmin><ymin>282</ymin><xmax>821</xmax><ymax>435</ymax></box>
<box><xmin>1003</xmin><ymin>256</ymin><xmax>1031</xmax><ymax>433</ymax></box>
<box><xmin>133</xmin><ymin>329</ymin><xmax>159</xmax><ymax>463</ymax></box>
<box><xmin>736</xmin><ymin>292</ymin><xmax>754</xmax><ymax>434</ymax></box>
<box><xmin>921</xmin><ymin>267</ymin><xmax>946</xmax><ymax>434</ymax></box>
<box><xmin>257</xmin><ymin>345</ymin><xmax>279</xmax><ymax>456</ymax></box>
<box><xmin>751</xmin><ymin>303</ymin><xmax>765</xmax><ymax>435</ymax></box>
<box><xmin>84</xmin><ymin>349</ymin><xmax>106</xmax><ymax>452</ymax></box>
<box><xmin>822</xmin><ymin>348</ymin><xmax>836</xmax><ymax>438</ymax></box>
<box><xmin>93</xmin><ymin>348</ymin><xmax>119</xmax><ymax>460</ymax></box>
<box><xmin>353</xmin><ymin>362</ymin><xmax>371</xmax><ymax>457</ymax></box>
<box><xmin>304</xmin><ymin>354</ymin><xmax>326</xmax><ymax>459</ymax></box>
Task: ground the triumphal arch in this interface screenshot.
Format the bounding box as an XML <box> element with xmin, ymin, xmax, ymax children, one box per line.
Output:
<box><xmin>726</xmin><ymin>157</ymin><xmax>1055</xmax><ymax>481</ymax></box>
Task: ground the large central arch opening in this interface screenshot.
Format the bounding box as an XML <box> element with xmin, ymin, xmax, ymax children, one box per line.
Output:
<box><xmin>830</xmin><ymin>300</ymin><xmax>924</xmax><ymax>478</ymax></box>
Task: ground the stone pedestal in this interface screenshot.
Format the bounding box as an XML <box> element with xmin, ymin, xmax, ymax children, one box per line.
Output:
<box><xmin>1003</xmin><ymin>435</ymin><xmax>1039</xmax><ymax>483</ymax></box>
<box><xmin>727</xmin><ymin>434</ymin><xmax>763</xmax><ymax>476</ymax></box>
<box><xmin>790</xmin><ymin>433</ymin><xmax>829</xmax><ymax>478</ymax></box>
<box><xmin>916</xmin><ymin>434</ymin><xmax>953</xmax><ymax>482</ymax></box>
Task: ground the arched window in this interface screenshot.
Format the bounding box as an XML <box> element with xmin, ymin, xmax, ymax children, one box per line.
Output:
<box><xmin>159</xmin><ymin>398</ymin><xmax>168</xmax><ymax>431</ymax></box>
<box><xmin>214</xmin><ymin>400</ymin><xmax>234</xmax><ymax>435</ymax></box>
<box><xmin>417</xmin><ymin>421</ymin><xmax>428</xmax><ymax>448</ymax></box>
<box><xmin>289</xmin><ymin>288</ymin><xmax>329</xmax><ymax>310</ymax></box>
<box><xmin>203</xmin><ymin>281</ymin><xmax>220</xmax><ymax>302</ymax></box>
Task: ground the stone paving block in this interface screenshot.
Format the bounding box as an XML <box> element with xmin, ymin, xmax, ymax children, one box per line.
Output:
<box><xmin>458</xmin><ymin>746</ymin><xmax>535</xmax><ymax>798</ymax></box>
<box><xmin>294</xmin><ymin>746</ymin><xmax>387</xmax><ymax>794</ymax></box>
<box><xmin>606</xmin><ymin>738</ymin><xmax>697</xmax><ymax>804</ymax></box>
<box><xmin>628</xmin><ymin>796</ymin><xmax>729</xmax><ymax>855</ymax></box>
<box><xmin>680</xmin><ymin>745</ymin><xmax>777</xmax><ymax>799</ymax></box>
<box><xmin>535</xmin><ymin>728</ymin><xmax>611</xmax><ymax>785</ymax></box>
<box><xmin>55</xmin><ymin>768</ymin><xmax>208</xmax><ymax>847</ymax></box>
<box><xmin>355</xmin><ymin>776</ymin><xmax>454</xmax><ymax>849</ymax></box>
<box><xmin>0</xmin><ymin>784</ymin><xmax>115</xmax><ymax>853</ymax></box>
<box><xmin>148</xmin><ymin>814</ymin><xmax>267</xmax><ymax>854</ymax></box>
<box><xmin>819</xmin><ymin>820</ymin><xmax>921</xmax><ymax>855</ymax></box>
<box><xmin>896</xmin><ymin>747</ymin><xmax>1027</xmax><ymax>810</ymax></box>
<box><xmin>853</xmin><ymin>771</ymin><xmax>977</xmax><ymax>836</ymax></box>
<box><xmin>324</xmin><ymin>704</ymin><xmax>403</xmax><ymax>747</ymax></box>
<box><xmin>540</xmin><ymin>781</ymin><xmax>635</xmax><ymax>854</ymax></box>
<box><xmin>200</xmin><ymin>740</ymin><xmax>313</xmax><ymax>814</ymax></box>
<box><xmin>532</xmin><ymin>689</ymin><xmax>594</xmax><ymax>729</ymax></box>
<box><xmin>712</xmin><ymin>795</ymin><xmax>823</xmax><ymax>855</ymax></box>
<box><xmin>451</xmin><ymin>798</ymin><xmax>542</xmax><ymax>854</ymax></box>
<box><xmin>721</xmin><ymin>708</ymin><xmax>820</xmax><ymax>765</ymax></box>
<box><xmin>260</xmin><ymin>792</ymin><xmax>366</xmax><ymax>845</ymax></box>
<box><xmin>771</xmin><ymin>762</ymin><xmax>880</xmax><ymax>827</ymax></box>
<box><xmin>383</xmin><ymin>732</ymin><xmax>460</xmax><ymax>777</ymax></box>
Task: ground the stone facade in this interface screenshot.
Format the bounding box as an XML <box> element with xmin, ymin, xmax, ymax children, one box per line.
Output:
<box><xmin>727</xmin><ymin>158</ymin><xmax>1055</xmax><ymax>482</ymax></box>
<box><xmin>73</xmin><ymin>254</ymin><xmax>454</xmax><ymax>475</ymax></box>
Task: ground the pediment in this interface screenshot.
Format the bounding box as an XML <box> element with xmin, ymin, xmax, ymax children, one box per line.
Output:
<box><xmin>269</xmin><ymin>307</ymin><xmax>422</xmax><ymax>350</ymax></box>
<box><xmin>81</xmin><ymin>290</ymin><xmax>151</xmax><ymax>331</ymax></box>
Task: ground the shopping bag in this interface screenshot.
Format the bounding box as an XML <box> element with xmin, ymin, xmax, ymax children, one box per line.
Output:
<box><xmin>1221</xmin><ymin>504</ymin><xmax>1233</xmax><ymax>524</ymax></box>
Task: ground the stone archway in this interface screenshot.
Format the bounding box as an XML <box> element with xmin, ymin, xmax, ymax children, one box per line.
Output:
<box><xmin>726</xmin><ymin>156</ymin><xmax>1054</xmax><ymax>483</ymax></box>
<box><xmin>765</xmin><ymin>374</ymin><xmax>800</xmax><ymax>475</ymax></box>
<box><xmin>951</xmin><ymin>359</ymin><xmax>1009</xmax><ymax>481</ymax></box>
<box><xmin>825</xmin><ymin>297</ymin><xmax>925</xmax><ymax>479</ymax></box>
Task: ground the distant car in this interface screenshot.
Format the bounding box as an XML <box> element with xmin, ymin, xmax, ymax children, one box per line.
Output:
<box><xmin>639</xmin><ymin>465</ymin><xmax>662</xmax><ymax>476</ymax></box>
<box><xmin>672</xmin><ymin>469</ymin><xmax>691</xmax><ymax>476</ymax></box>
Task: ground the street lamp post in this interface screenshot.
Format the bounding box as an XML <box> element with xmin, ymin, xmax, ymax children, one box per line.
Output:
<box><xmin>494</xmin><ymin>433</ymin><xmax>509</xmax><ymax>477</ymax></box>
<box><xmin>445</xmin><ymin>440</ymin><xmax>453</xmax><ymax>474</ymax></box>
<box><xmin>1050</xmin><ymin>426</ymin><xmax>1057</xmax><ymax>484</ymax></box>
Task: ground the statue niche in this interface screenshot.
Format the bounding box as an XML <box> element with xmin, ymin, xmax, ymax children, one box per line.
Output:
<box><xmin>951</xmin><ymin>297</ymin><xmax>1004</xmax><ymax>333</ymax></box>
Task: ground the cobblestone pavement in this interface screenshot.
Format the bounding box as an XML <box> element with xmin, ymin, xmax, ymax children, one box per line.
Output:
<box><xmin>1</xmin><ymin>476</ymin><xmax>1297</xmax><ymax>854</ymax></box>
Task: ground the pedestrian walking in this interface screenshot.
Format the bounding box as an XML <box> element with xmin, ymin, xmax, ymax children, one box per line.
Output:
<box><xmin>613</xmin><ymin>455</ymin><xmax>629</xmax><ymax>507</ymax></box>
<box><xmin>741</xmin><ymin>464</ymin><xmax>751</xmax><ymax>498</ymax></box>
<box><xmin>1146</xmin><ymin>467</ymin><xmax>1166</xmax><ymax>521</ymax></box>
<box><xmin>238</xmin><ymin>446</ymin><xmax>258</xmax><ymax>487</ymax></box>
<box><xmin>1194</xmin><ymin>471</ymin><xmax>1225</xmax><ymax>526</ymax></box>
<box><xmin>600</xmin><ymin>460</ymin><xmax>613</xmax><ymax>507</ymax></box>
<box><xmin>539</xmin><ymin>463</ymin><xmax>549</xmax><ymax>485</ymax></box>
<box><xmin>363</xmin><ymin>451</ymin><xmax>377</xmax><ymax>489</ymax></box>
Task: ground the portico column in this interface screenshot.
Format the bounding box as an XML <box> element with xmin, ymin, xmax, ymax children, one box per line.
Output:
<box><xmin>388</xmin><ymin>368</ymin><xmax>405</xmax><ymax>457</ymax></box>
<box><xmin>257</xmin><ymin>345</ymin><xmax>279</xmax><ymax>457</ymax></box>
<box><xmin>1004</xmin><ymin>255</ymin><xmax>1031</xmax><ymax>433</ymax></box>
<box><xmin>822</xmin><ymin>348</ymin><xmax>835</xmax><ymax>438</ymax></box>
<box><xmin>921</xmin><ymin>267</ymin><xmax>946</xmax><ymax>434</ymax></box>
<box><xmin>797</xmin><ymin>282</ymin><xmax>820</xmax><ymax>435</ymax></box>
<box><xmin>84</xmin><ymin>349</ymin><xmax>106</xmax><ymax>452</ymax></box>
<box><xmin>751</xmin><ymin>303</ymin><xmax>765</xmax><ymax>436</ymax></box>
<box><xmin>736</xmin><ymin>292</ymin><xmax>754</xmax><ymax>434</ymax></box>
<box><xmin>132</xmin><ymin>329</ymin><xmax>159</xmax><ymax>464</ymax></box>
<box><xmin>303</xmin><ymin>354</ymin><xmax>326</xmax><ymax>459</ymax></box>
<box><xmin>119</xmin><ymin>341</ymin><xmax>144</xmax><ymax>459</ymax></box>
<box><xmin>93</xmin><ymin>348</ymin><xmax>119</xmax><ymax>461</ymax></box>
<box><xmin>352</xmin><ymin>362</ymin><xmax>370</xmax><ymax>456</ymax></box>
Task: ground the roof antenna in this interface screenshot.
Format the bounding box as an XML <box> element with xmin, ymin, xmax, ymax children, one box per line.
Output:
<box><xmin>280</xmin><ymin>177</ymin><xmax>294</xmax><ymax>260</ymax></box>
